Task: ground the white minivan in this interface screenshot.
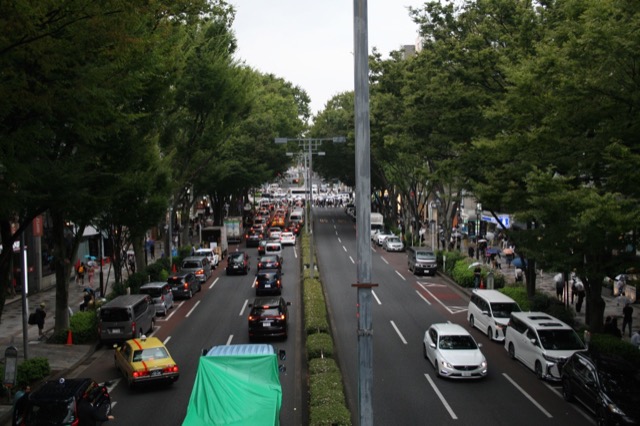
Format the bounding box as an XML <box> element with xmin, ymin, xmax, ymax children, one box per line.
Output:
<box><xmin>504</xmin><ymin>312</ymin><xmax>586</xmax><ymax>381</ymax></box>
<box><xmin>467</xmin><ymin>290</ymin><xmax>521</xmax><ymax>342</ymax></box>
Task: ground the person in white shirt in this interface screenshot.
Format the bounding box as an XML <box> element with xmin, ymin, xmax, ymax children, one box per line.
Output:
<box><xmin>631</xmin><ymin>329</ymin><xmax>640</xmax><ymax>349</ymax></box>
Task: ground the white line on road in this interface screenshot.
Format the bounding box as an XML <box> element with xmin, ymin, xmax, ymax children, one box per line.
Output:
<box><xmin>381</xmin><ymin>257</ymin><xmax>389</xmax><ymax>264</ymax></box>
<box><xmin>226</xmin><ymin>335</ymin><xmax>234</xmax><ymax>345</ymax></box>
<box><xmin>239</xmin><ymin>299</ymin><xmax>249</xmax><ymax>316</ymax></box>
<box><xmin>371</xmin><ymin>245</ymin><xmax>377</xmax><ymax>253</ymax></box>
<box><xmin>163</xmin><ymin>336</ymin><xmax>171</xmax><ymax>345</ymax></box>
<box><xmin>294</xmin><ymin>247</ymin><xmax>298</xmax><ymax>258</ymax></box>
<box><xmin>251</xmin><ymin>277</ymin><xmax>257</xmax><ymax>289</ymax></box>
<box><xmin>338</xmin><ymin>237</ymin><xmax>342</xmax><ymax>243</ymax></box>
<box><xmin>390</xmin><ymin>320</ymin><xmax>407</xmax><ymax>344</ymax></box>
<box><xmin>349</xmin><ymin>256</ymin><xmax>355</xmax><ymax>264</ymax></box>
<box><xmin>372</xmin><ymin>290</ymin><xmax>381</xmax><ymax>305</ymax></box>
<box><xmin>419</xmin><ymin>283</ymin><xmax>466</xmax><ymax>315</ymax></box>
<box><xmin>159</xmin><ymin>302</ymin><xmax>183</xmax><ymax>321</ymax></box>
<box><xmin>209</xmin><ymin>277</ymin><xmax>219</xmax><ymax>290</ymax></box>
<box><xmin>395</xmin><ymin>271</ymin><xmax>406</xmax><ymax>281</ymax></box>
<box><xmin>416</xmin><ymin>290</ymin><xmax>432</xmax><ymax>306</ymax></box>
<box><xmin>185</xmin><ymin>300</ymin><xmax>200</xmax><ymax>318</ymax></box>
<box><xmin>424</xmin><ymin>374</ymin><xmax>458</xmax><ymax>420</ymax></box>
<box><xmin>342</xmin><ymin>245</ymin><xmax>347</xmax><ymax>252</ymax></box>
<box><xmin>503</xmin><ymin>373</ymin><xmax>553</xmax><ymax>418</ymax></box>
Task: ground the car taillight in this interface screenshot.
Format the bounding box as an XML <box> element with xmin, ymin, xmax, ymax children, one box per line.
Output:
<box><xmin>258</xmin><ymin>263</ymin><xmax>263</xmax><ymax>268</ymax></box>
<box><xmin>131</xmin><ymin>322</ymin><xmax>136</xmax><ymax>335</ymax></box>
<box><xmin>133</xmin><ymin>370</ymin><xmax>149</xmax><ymax>378</ymax></box>
<box><xmin>161</xmin><ymin>295</ymin><xmax>165</xmax><ymax>301</ymax></box>
<box><xmin>196</xmin><ymin>268</ymin><xmax>204</xmax><ymax>275</ymax></box>
<box><xmin>183</xmin><ymin>282</ymin><xmax>188</xmax><ymax>288</ymax></box>
<box><xmin>279</xmin><ymin>314</ymin><xmax>286</xmax><ymax>320</ymax></box>
<box><xmin>248</xmin><ymin>315</ymin><xmax>257</xmax><ymax>321</ymax></box>
<box><xmin>277</xmin><ymin>280</ymin><xmax>281</xmax><ymax>286</ymax></box>
<box><xmin>163</xmin><ymin>365</ymin><xmax>179</xmax><ymax>373</ymax></box>
<box><xmin>275</xmin><ymin>262</ymin><xmax>280</xmax><ymax>267</ymax></box>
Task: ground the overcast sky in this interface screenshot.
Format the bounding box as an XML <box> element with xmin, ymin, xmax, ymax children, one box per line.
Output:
<box><xmin>229</xmin><ymin>1</ymin><xmax>425</xmax><ymax>115</ymax></box>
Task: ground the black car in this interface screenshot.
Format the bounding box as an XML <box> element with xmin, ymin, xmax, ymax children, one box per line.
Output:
<box><xmin>257</xmin><ymin>239</ymin><xmax>268</xmax><ymax>256</ymax></box>
<box><xmin>226</xmin><ymin>251</ymin><xmax>249</xmax><ymax>275</ymax></box>
<box><xmin>167</xmin><ymin>271</ymin><xmax>200</xmax><ymax>299</ymax></box>
<box><xmin>245</xmin><ymin>229</ymin><xmax>263</xmax><ymax>248</ymax></box>
<box><xmin>13</xmin><ymin>377</ymin><xmax>111</xmax><ymax>426</ymax></box>
<box><xmin>255</xmin><ymin>269</ymin><xmax>282</xmax><ymax>295</ymax></box>
<box><xmin>562</xmin><ymin>351</ymin><xmax>640</xmax><ymax>425</ymax></box>
<box><xmin>257</xmin><ymin>255</ymin><xmax>282</xmax><ymax>273</ymax></box>
<box><xmin>248</xmin><ymin>296</ymin><xmax>291</xmax><ymax>340</ymax></box>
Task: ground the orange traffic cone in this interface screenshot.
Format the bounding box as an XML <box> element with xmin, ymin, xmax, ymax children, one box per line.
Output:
<box><xmin>66</xmin><ymin>329</ymin><xmax>73</xmax><ymax>345</ymax></box>
<box><xmin>172</xmin><ymin>263</ymin><xmax>177</xmax><ymax>273</ymax></box>
<box><xmin>480</xmin><ymin>279</ymin><xmax>485</xmax><ymax>289</ymax></box>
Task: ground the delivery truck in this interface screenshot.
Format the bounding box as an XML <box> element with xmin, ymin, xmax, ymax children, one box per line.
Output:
<box><xmin>224</xmin><ymin>216</ymin><xmax>243</xmax><ymax>244</ymax></box>
<box><xmin>200</xmin><ymin>226</ymin><xmax>228</xmax><ymax>259</ymax></box>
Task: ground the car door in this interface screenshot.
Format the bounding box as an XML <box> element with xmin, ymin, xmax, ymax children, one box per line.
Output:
<box><xmin>116</xmin><ymin>343</ymin><xmax>134</xmax><ymax>380</ymax></box>
<box><xmin>476</xmin><ymin>298</ymin><xmax>489</xmax><ymax>334</ymax></box>
<box><xmin>519</xmin><ymin>327</ymin><xmax>540</xmax><ymax>370</ymax></box>
<box><xmin>574</xmin><ymin>359</ymin><xmax>599</xmax><ymax>413</ymax></box>
<box><xmin>425</xmin><ymin>328</ymin><xmax>438</xmax><ymax>365</ymax></box>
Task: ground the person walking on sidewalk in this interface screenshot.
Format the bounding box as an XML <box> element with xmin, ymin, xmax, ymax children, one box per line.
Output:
<box><xmin>631</xmin><ymin>329</ymin><xmax>640</xmax><ymax>348</ymax></box>
<box><xmin>554</xmin><ymin>273</ymin><xmax>564</xmax><ymax>301</ymax></box>
<box><xmin>622</xmin><ymin>302</ymin><xmax>634</xmax><ymax>338</ymax></box>
<box><xmin>575</xmin><ymin>280</ymin><xmax>586</xmax><ymax>313</ymax></box>
<box><xmin>34</xmin><ymin>302</ymin><xmax>46</xmax><ymax>338</ymax></box>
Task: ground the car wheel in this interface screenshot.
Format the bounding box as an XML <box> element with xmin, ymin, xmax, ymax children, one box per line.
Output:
<box><xmin>469</xmin><ymin>315</ymin><xmax>475</xmax><ymax>328</ymax></box>
<box><xmin>188</xmin><ymin>289</ymin><xmax>193</xmax><ymax>299</ymax></box>
<box><xmin>149</xmin><ymin>318</ymin><xmax>155</xmax><ymax>333</ymax></box>
<box><xmin>534</xmin><ymin>361</ymin><xmax>544</xmax><ymax>380</ymax></box>
<box><xmin>486</xmin><ymin>327</ymin><xmax>493</xmax><ymax>341</ymax></box>
<box><xmin>508</xmin><ymin>342</ymin><xmax>515</xmax><ymax>359</ymax></box>
<box><xmin>562</xmin><ymin>378</ymin><xmax>575</xmax><ymax>402</ymax></box>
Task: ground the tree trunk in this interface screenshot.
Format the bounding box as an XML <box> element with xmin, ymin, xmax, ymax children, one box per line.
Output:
<box><xmin>51</xmin><ymin>209</ymin><xmax>80</xmax><ymax>334</ymax></box>
<box><xmin>585</xmin><ymin>276</ymin><xmax>605</xmax><ymax>333</ymax></box>
<box><xmin>525</xmin><ymin>259</ymin><xmax>537</xmax><ymax>298</ymax></box>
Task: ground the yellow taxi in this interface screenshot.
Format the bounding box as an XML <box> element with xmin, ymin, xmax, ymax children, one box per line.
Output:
<box><xmin>113</xmin><ymin>336</ymin><xmax>179</xmax><ymax>388</ymax></box>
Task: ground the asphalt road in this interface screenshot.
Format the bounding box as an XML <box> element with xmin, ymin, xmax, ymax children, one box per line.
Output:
<box><xmin>313</xmin><ymin>207</ymin><xmax>595</xmax><ymax>426</ymax></box>
<box><xmin>63</xmin><ymin>241</ymin><xmax>305</xmax><ymax>426</ymax></box>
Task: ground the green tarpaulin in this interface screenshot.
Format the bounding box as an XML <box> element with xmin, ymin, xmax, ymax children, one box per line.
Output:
<box><xmin>183</xmin><ymin>354</ymin><xmax>282</xmax><ymax>426</ymax></box>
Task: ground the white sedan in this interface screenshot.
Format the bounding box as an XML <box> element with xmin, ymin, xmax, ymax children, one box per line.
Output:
<box><xmin>376</xmin><ymin>232</ymin><xmax>395</xmax><ymax>246</ymax></box>
<box><xmin>383</xmin><ymin>236</ymin><xmax>404</xmax><ymax>252</ymax></box>
<box><xmin>423</xmin><ymin>323</ymin><xmax>487</xmax><ymax>379</ymax></box>
<box><xmin>280</xmin><ymin>231</ymin><xmax>296</xmax><ymax>246</ymax></box>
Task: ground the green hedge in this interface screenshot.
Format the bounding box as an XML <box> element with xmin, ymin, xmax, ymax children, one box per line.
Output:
<box><xmin>50</xmin><ymin>310</ymin><xmax>99</xmax><ymax>344</ymax></box>
<box><xmin>304</xmin><ymin>278</ymin><xmax>330</xmax><ymax>334</ymax></box>
<box><xmin>306</xmin><ymin>332</ymin><xmax>334</xmax><ymax>360</ymax></box>
<box><xmin>16</xmin><ymin>357</ymin><xmax>50</xmax><ymax>388</ymax></box>
<box><xmin>498</xmin><ymin>285</ymin><xmax>575</xmax><ymax>326</ymax></box>
<box><xmin>589</xmin><ymin>333</ymin><xmax>640</xmax><ymax>364</ymax></box>
<box><xmin>450</xmin><ymin>258</ymin><xmax>506</xmax><ymax>289</ymax></box>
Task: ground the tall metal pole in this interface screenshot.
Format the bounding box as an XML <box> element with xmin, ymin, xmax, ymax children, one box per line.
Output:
<box><xmin>309</xmin><ymin>143</ymin><xmax>315</xmax><ymax>279</ymax></box>
<box><xmin>354</xmin><ymin>1</ymin><xmax>374</xmax><ymax>424</ymax></box>
<box><xmin>20</xmin><ymin>232</ymin><xmax>29</xmax><ymax>360</ymax></box>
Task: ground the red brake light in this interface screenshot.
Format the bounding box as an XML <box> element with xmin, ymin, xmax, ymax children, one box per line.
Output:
<box><xmin>279</xmin><ymin>314</ymin><xmax>286</xmax><ymax>320</ymax></box>
<box><xmin>183</xmin><ymin>282</ymin><xmax>188</xmax><ymax>288</ymax></box>
<box><xmin>133</xmin><ymin>370</ymin><xmax>149</xmax><ymax>378</ymax></box>
<box><xmin>163</xmin><ymin>365</ymin><xmax>179</xmax><ymax>373</ymax></box>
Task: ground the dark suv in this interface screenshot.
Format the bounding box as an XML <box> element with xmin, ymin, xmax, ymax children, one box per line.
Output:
<box><xmin>562</xmin><ymin>351</ymin><xmax>640</xmax><ymax>425</ymax></box>
<box><xmin>248</xmin><ymin>296</ymin><xmax>291</xmax><ymax>340</ymax></box>
<box><xmin>226</xmin><ymin>251</ymin><xmax>249</xmax><ymax>275</ymax></box>
<box><xmin>255</xmin><ymin>270</ymin><xmax>282</xmax><ymax>295</ymax></box>
<box><xmin>168</xmin><ymin>271</ymin><xmax>200</xmax><ymax>299</ymax></box>
<box><xmin>13</xmin><ymin>378</ymin><xmax>111</xmax><ymax>426</ymax></box>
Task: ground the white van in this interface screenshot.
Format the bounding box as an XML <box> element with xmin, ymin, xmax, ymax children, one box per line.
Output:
<box><xmin>467</xmin><ymin>290</ymin><xmax>521</xmax><ymax>342</ymax></box>
<box><xmin>265</xmin><ymin>241</ymin><xmax>283</xmax><ymax>261</ymax></box>
<box><xmin>504</xmin><ymin>312</ymin><xmax>586</xmax><ymax>380</ymax></box>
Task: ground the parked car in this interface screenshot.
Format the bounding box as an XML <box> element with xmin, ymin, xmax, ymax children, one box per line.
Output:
<box><xmin>504</xmin><ymin>312</ymin><xmax>586</xmax><ymax>380</ymax></box>
<box><xmin>114</xmin><ymin>336</ymin><xmax>179</xmax><ymax>388</ymax></box>
<box><xmin>562</xmin><ymin>351</ymin><xmax>640</xmax><ymax>425</ymax></box>
<box><xmin>257</xmin><ymin>255</ymin><xmax>282</xmax><ymax>273</ymax></box>
<box><xmin>407</xmin><ymin>247</ymin><xmax>438</xmax><ymax>276</ymax></box>
<box><xmin>181</xmin><ymin>256</ymin><xmax>211</xmax><ymax>283</ymax></box>
<box><xmin>467</xmin><ymin>289</ymin><xmax>521</xmax><ymax>342</ymax></box>
<box><xmin>139</xmin><ymin>281</ymin><xmax>174</xmax><ymax>316</ymax></box>
<box><xmin>248</xmin><ymin>296</ymin><xmax>291</xmax><ymax>340</ymax></box>
<box><xmin>226</xmin><ymin>251</ymin><xmax>250</xmax><ymax>275</ymax></box>
<box><xmin>98</xmin><ymin>294</ymin><xmax>156</xmax><ymax>344</ymax></box>
<box><xmin>264</xmin><ymin>241</ymin><xmax>283</xmax><ymax>261</ymax></box>
<box><xmin>194</xmin><ymin>248</ymin><xmax>219</xmax><ymax>269</ymax></box>
<box><xmin>376</xmin><ymin>232</ymin><xmax>394</xmax><ymax>246</ymax></box>
<box><xmin>255</xmin><ymin>269</ymin><xmax>282</xmax><ymax>295</ymax></box>
<box><xmin>13</xmin><ymin>378</ymin><xmax>111</xmax><ymax>426</ymax></box>
<box><xmin>168</xmin><ymin>271</ymin><xmax>200</xmax><ymax>299</ymax></box>
<box><xmin>383</xmin><ymin>236</ymin><xmax>404</xmax><ymax>252</ymax></box>
<box><xmin>423</xmin><ymin>323</ymin><xmax>487</xmax><ymax>379</ymax></box>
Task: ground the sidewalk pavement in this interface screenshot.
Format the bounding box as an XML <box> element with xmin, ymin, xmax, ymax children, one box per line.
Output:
<box><xmin>0</xmin><ymin>269</ymin><xmax>119</xmax><ymax>425</ymax></box>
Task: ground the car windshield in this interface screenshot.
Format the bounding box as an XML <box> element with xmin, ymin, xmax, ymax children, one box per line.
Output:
<box><xmin>261</xmin><ymin>256</ymin><xmax>278</xmax><ymax>263</ymax></box>
<box><xmin>491</xmin><ymin>302</ymin><xmax>521</xmax><ymax>318</ymax></box>
<box><xmin>439</xmin><ymin>335</ymin><xmax>478</xmax><ymax>350</ymax></box>
<box><xmin>132</xmin><ymin>347</ymin><xmax>170</xmax><ymax>362</ymax></box>
<box><xmin>182</xmin><ymin>261</ymin><xmax>200</xmax><ymax>269</ymax></box>
<box><xmin>416</xmin><ymin>252</ymin><xmax>435</xmax><ymax>261</ymax></box>
<box><xmin>140</xmin><ymin>288</ymin><xmax>161</xmax><ymax>297</ymax></box>
<box><xmin>168</xmin><ymin>277</ymin><xmax>185</xmax><ymax>285</ymax></box>
<box><xmin>25</xmin><ymin>400</ymin><xmax>74</xmax><ymax>424</ymax></box>
<box><xmin>597</xmin><ymin>359</ymin><xmax>640</xmax><ymax>394</ymax></box>
<box><xmin>100</xmin><ymin>308</ymin><xmax>130</xmax><ymax>322</ymax></box>
<box><xmin>258</xmin><ymin>273</ymin><xmax>277</xmax><ymax>282</ymax></box>
<box><xmin>387</xmin><ymin>237</ymin><xmax>401</xmax><ymax>243</ymax></box>
<box><xmin>537</xmin><ymin>329</ymin><xmax>585</xmax><ymax>350</ymax></box>
<box><xmin>253</xmin><ymin>307</ymin><xmax>279</xmax><ymax>317</ymax></box>
<box><xmin>230</xmin><ymin>255</ymin><xmax>244</xmax><ymax>263</ymax></box>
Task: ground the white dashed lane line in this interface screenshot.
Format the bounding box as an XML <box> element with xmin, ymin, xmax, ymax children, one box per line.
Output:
<box><xmin>372</xmin><ymin>290</ymin><xmax>381</xmax><ymax>305</ymax></box>
<box><xmin>239</xmin><ymin>299</ymin><xmax>249</xmax><ymax>316</ymax></box>
<box><xmin>185</xmin><ymin>301</ymin><xmax>200</xmax><ymax>318</ymax></box>
<box><xmin>208</xmin><ymin>277</ymin><xmax>219</xmax><ymax>290</ymax></box>
<box><xmin>416</xmin><ymin>290</ymin><xmax>432</xmax><ymax>306</ymax></box>
<box><xmin>381</xmin><ymin>256</ymin><xmax>389</xmax><ymax>264</ymax></box>
<box><xmin>395</xmin><ymin>271</ymin><xmax>406</xmax><ymax>281</ymax></box>
<box><xmin>503</xmin><ymin>373</ymin><xmax>553</xmax><ymax>418</ymax></box>
<box><xmin>349</xmin><ymin>256</ymin><xmax>355</xmax><ymax>264</ymax></box>
<box><xmin>390</xmin><ymin>320</ymin><xmax>407</xmax><ymax>344</ymax></box>
<box><xmin>342</xmin><ymin>245</ymin><xmax>347</xmax><ymax>252</ymax></box>
<box><xmin>424</xmin><ymin>374</ymin><xmax>458</xmax><ymax>420</ymax></box>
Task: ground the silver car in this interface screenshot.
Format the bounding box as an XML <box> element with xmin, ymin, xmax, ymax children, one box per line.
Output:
<box><xmin>181</xmin><ymin>256</ymin><xmax>212</xmax><ymax>283</ymax></box>
<box><xmin>139</xmin><ymin>281</ymin><xmax>174</xmax><ymax>316</ymax></box>
<box><xmin>383</xmin><ymin>236</ymin><xmax>404</xmax><ymax>252</ymax></box>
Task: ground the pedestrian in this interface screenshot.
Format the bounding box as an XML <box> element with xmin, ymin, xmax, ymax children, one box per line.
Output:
<box><xmin>87</xmin><ymin>263</ymin><xmax>95</xmax><ymax>288</ymax></box>
<box><xmin>570</xmin><ymin>272</ymin><xmax>578</xmax><ymax>304</ymax></box>
<box><xmin>77</xmin><ymin>392</ymin><xmax>115</xmax><ymax>425</ymax></box>
<box><xmin>514</xmin><ymin>267</ymin><xmax>523</xmax><ymax>283</ymax></box>
<box><xmin>622</xmin><ymin>302</ymin><xmax>633</xmax><ymax>338</ymax></box>
<box><xmin>468</xmin><ymin>246</ymin><xmax>475</xmax><ymax>258</ymax></box>
<box><xmin>76</xmin><ymin>262</ymin><xmax>86</xmax><ymax>285</ymax></box>
<box><xmin>616</xmin><ymin>275</ymin><xmax>626</xmax><ymax>303</ymax></box>
<box><xmin>80</xmin><ymin>289</ymin><xmax>94</xmax><ymax>312</ymax></box>
<box><xmin>554</xmin><ymin>273</ymin><xmax>564</xmax><ymax>302</ymax></box>
<box><xmin>12</xmin><ymin>385</ymin><xmax>30</xmax><ymax>425</ymax></box>
<box><xmin>603</xmin><ymin>316</ymin><xmax>622</xmax><ymax>339</ymax></box>
<box><xmin>631</xmin><ymin>328</ymin><xmax>640</xmax><ymax>349</ymax></box>
<box><xmin>575</xmin><ymin>280</ymin><xmax>586</xmax><ymax>313</ymax></box>
<box><xmin>34</xmin><ymin>302</ymin><xmax>46</xmax><ymax>338</ymax></box>
<box><xmin>473</xmin><ymin>266</ymin><xmax>482</xmax><ymax>289</ymax></box>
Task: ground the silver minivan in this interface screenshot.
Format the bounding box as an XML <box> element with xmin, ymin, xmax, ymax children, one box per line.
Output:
<box><xmin>407</xmin><ymin>247</ymin><xmax>437</xmax><ymax>276</ymax></box>
<box><xmin>139</xmin><ymin>281</ymin><xmax>174</xmax><ymax>316</ymax></box>
<box><xmin>98</xmin><ymin>294</ymin><xmax>155</xmax><ymax>344</ymax></box>
<box><xmin>182</xmin><ymin>256</ymin><xmax>212</xmax><ymax>283</ymax></box>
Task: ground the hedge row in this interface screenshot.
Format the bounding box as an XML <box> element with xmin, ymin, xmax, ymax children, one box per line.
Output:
<box><xmin>300</xmin><ymin>231</ymin><xmax>352</xmax><ymax>426</ymax></box>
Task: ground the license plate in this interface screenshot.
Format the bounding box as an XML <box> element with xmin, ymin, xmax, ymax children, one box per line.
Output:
<box><xmin>265</xmin><ymin>284</ymin><xmax>271</xmax><ymax>288</ymax></box>
<box><xmin>462</xmin><ymin>372</ymin><xmax>471</xmax><ymax>377</ymax></box>
<box><xmin>150</xmin><ymin>370</ymin><xmax>162</xmax><ymax>377</ymax></box>
<box><xmin>262</xmin><ymin>322</ymin><xmax>272</xmax><ymax>327</ymax></box>
<box><xmin>233</xmin><ymin>265</ymin><xmax>239</xmax><ymax>269</ymax></box>
<box><xmin>109</xmin><ymin>328</ymin><xmax>120</xmax><ymax>334</ymax></box>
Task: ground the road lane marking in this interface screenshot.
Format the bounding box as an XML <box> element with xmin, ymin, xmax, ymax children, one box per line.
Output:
<box><xmin>544</xmin><ymin>383</ymin><xmax>595</xmax><ymax>424</ymax></box>
<box><xmin>251</xmin><ymin>277</ymin><xmax>257</xmax><ymax>289</ymax></box>
<box><xmin>185</xmin><ymin>300</ymin><xmax>200</xmax><ymax>318</ymax></box>
<box><xmin>159</xmin><ymin>302</ymin><xmax>183</xmax><ymax>321</ymax></box>
<box><xmin>503</xmin><ymin>373</ymin><xmax>553</xmax><ymax>418</ymax></box>
<box><xmin>390</xmin><ymin>320</ymin><xmax>407</xmax><ymax>344</ymax></box>
<box><xmin>419</xmin><ymin>283</ymin><xmax>467</xmax><ymax>315</ymax></box>
<box><xmin>226</xmin><ymin>335</ymin><xmax>234</xmax><ymax>345</ymax></box>
<box><xmin>372</xmin><ymin>290</ymin><xmax>381</xmax><ymax>305</ymax></box>
<box><xmin>395</xmin><ymin>271</ymin><xmax>406</xmax><ymax>281</ymax></box>
<box><xmin>239</xmin><ymin>299</ymin><xmax>249</xmax><ymax>316</ymax></box>
<box><xmin>371</xmin><ymin>245</ymin><xmax>377</xmax><ymax>253</ymax></box>
<box><xmin>343</xmin><ymin>245</ymin><xmax>347</xmax><ymax>252</ymax></box>
<box><xmin>416</xmin><ymin>290</ymin><xmax>432</xmax><ymax>306</ymax></box>
<box><xmin>163</xmin><ymin>336</ymin><xmax>171</xmax><ymax>345</ymax></box>
<box><xmin>381</xmin><ymin>256</ymin><xmax>389</xmax><ymax>264</ymax></box>
<box><xmin>424</xmin><ymin>374</ymin><xmax>458</xmax><ymax>420</ymax></box>
<box><xmin>338</xmin><ymin>237</ymin><xmax>341</xmax><ymax>242</ymax></box>
<box><xmin>349</xmin><ymin>256</ymin><xmax>355</xmax><ymax>264</ymax></box>
<box><xmin>208</xmin><ymin>277</ymin><xmax>219</xmax><ymax>290</ymax></box>
<box><xmin>294</xmin><ymin>247</ymin><xmax>298</xmax><ymax>258</ymax></box>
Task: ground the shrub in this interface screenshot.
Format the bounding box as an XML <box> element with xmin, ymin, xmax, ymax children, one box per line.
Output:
<box><xmin>50</xmin><ymin>311</ymin><xmax>99</xmax><ymax>344</ymax></box>
<box><xmin>589</xmin><ymin>333</ymin><xmax>640</xmax><ymax>364</ymax></box>
<box><xmin>308</xmin><ymin>358</ymin><xmax>351</xmax><ymax>425</ymax></box>
<box><xmin>124</xmin><ymin>272</ymin><xmax>147</xmax><ymax>295</ymax></box>
<box><xmin>309</xmin><ymin>402</ymin><xmax>352</xmax><ymax>426</ymax></box>
<box><xmin>530</xmin><ymin>293</ymin><xmax>552</xmax><ymax>311</ymax></box>
<box><xmin>144</xmin><ymin>261</ymin><xmax>169</xmax><ymax>282</ymax></box>
<box><xmin>16</xmin><ymin>357</ymin><xmax>50</xmax><ymax>388</ymax></box>
<box><xmin>499</xmin><ymin>286</ymin><xmax>531</xmax><ymax>311</ymax></box>
<box><xmin>437</xmin><ymin>250</ymin><xmax>466</xmax><ymax>275</ymax></box>
<box><xmin>304</xmin><ymin>278</ymin><xmax>330</xmax><ymax>334</ymax></box>
<box><xmin>545</xmin><ymin>301</ymin><xmax>575</xmax><ymax>327</ymax></box>
<box><xmin>307</xmin><ymin>333</ymin><xmax>334</xmax><ymax>360</ymax></box>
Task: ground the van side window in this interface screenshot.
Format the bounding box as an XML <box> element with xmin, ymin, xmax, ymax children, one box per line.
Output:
<box><xmin>133</xmin><ymin>300</ymin><xmax>147</xmax><ymax>318</ymax></box>
<box><xmin>510</xmin><ymin>317</ymin><xmax>527</xmax><ymax>334</ymax></box>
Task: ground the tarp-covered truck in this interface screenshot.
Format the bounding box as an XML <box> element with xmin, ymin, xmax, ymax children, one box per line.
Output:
<box><xmin>183</xmin><ymin>344</ymin><xmax>285</xmax><ymax>426</ymax></box>
<box><xmin>224</xmin><ymin>216</ymin><xmax>243</xmax><ymax>244</ymax></box>
<box><xmin>200</xmin><ymin>226</ymin><xmax>228</xmax><ymax>259</ymax></box>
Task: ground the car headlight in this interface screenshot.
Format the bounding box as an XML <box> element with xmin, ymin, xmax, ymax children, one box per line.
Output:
<box><xmin>441</xmin><ymin>360</ymin><xmax>453</xmax><ymax>369</ymax></box>
<box><xmin>543</xmin><ymin>354</ymin><xmax>561</xmax><ymax>363</ymax></box>
<box><xmin>481</xmin><ymin>360</ymin><xmax>487</xmax><ymax>369</ymax></box>
<box><xmin>608</xmin><ymin>403</ymin><xmax>626</xmax><ymax>416</ymax></box>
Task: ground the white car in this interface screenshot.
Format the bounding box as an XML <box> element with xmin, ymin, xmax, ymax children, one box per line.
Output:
<box><xmin>280</xmin><ymin>231</ymin><xmax>296</xmax><ymax>246</ymax></box>
<box><xmin>423</xmin><ymin>323</ymin><xmax>488</xmax><ymax>379</ymax></box>
<box><xmin>376</xmin><ymin>232</ymin><xmax>395</xmax><ymax>246</ymax></box>
<box><xmin>383</xmin><ymin>236</ymin><xmax>404</xmax><ymax>252</ymax></box>
<box><xmin>194</xmin><ymin>248</ymin><xmax>219</xmax><ymax>269</ymax></box>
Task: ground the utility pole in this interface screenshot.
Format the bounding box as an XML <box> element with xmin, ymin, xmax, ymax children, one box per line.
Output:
<box><xmin>354</xmin><ymin>1</ymin><xmax>375</xmax><ymax>425</ymax></box>
<box><xmin>275</xmin><ymin>137</ymin><xmax>344</xmax><ymax>280</ymax></box>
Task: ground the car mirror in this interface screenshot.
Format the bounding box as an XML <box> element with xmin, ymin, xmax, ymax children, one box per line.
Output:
<box><xmin>478</xmin><ymin>343</ymin><xmax>483</xmax><ymax>348</ymax></box>
<box><xmin>279</xmin><ymin>349</ymin><xmax>286</xmax><ymax>360</ymax></box>
<box><xmin>482</xmin><ymin>311</ymin><xmax>489</xmax><ymax>316</ymax></box>
<box><xmin>430</xmin><ymin>343</ymin><xmax>436</xmax><ymax>349</ymax></box>
<box><xmin>201</xmin><ymin>348</ymin><xmax>209</xmax><ymax>356</ymax></box>
<box><xmin>286</xmin><ymin>302</ymin><xmax>291</xmax><ymax>306</ymax></box>
<box><xmin>529</xmin><ymin>338</ymin><xmax>537</xmax><ymax>346</ymax></box>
